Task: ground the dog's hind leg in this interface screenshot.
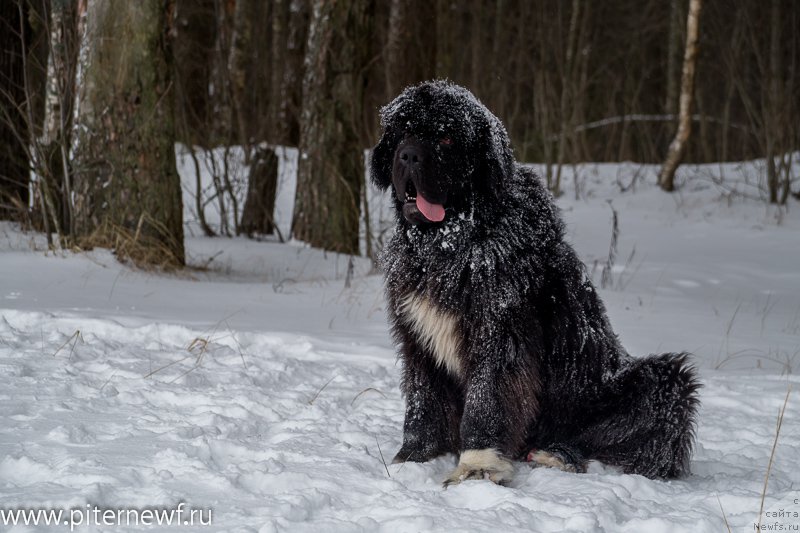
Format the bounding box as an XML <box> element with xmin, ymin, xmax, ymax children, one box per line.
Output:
<box><xmin>560</xmin><ymin>352</ymin><xmax>701</xmax><ymax>479</ymax></box>
<box><xmin>526</xmin><ymin>445</ymin><xmax>586</xmax><ymax>473</ymax></box>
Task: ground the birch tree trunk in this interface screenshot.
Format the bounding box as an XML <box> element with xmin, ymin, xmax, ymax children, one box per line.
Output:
<box><xmin>659</xmin><ymin>0</ymin><xmax>702</xmax><ymax>192</ymax></box>
<box><xmin>39</xmin><ymin>0</ymin><xmax>78</xmax><ymax>235</ymax></box>
<box><xmin>292</xmin><ymin>0</ymin><xmax>374</xmax><ymax>254</ymax></box>
<box><xmin>665</xmin><ymin>0</ymin><xmax>682</xmax><ymax>118</ymax></box>
<box><xmin>72</xmin><ymin>0</ymin><xmax>185</xmax><ymax>267</ymax></box>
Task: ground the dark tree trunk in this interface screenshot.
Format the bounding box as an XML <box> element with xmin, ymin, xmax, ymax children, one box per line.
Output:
<box><xmin>243</xmin><ymin>0</ymin><xmax>294</xmax><ymax>237</ymax></box>
<box><xmin>468</xmin><ymin>0</ymin><xmax>484</xmax><ymax>95</ymax></box>
<box><xmin>240</xmin><ymin>0</ymin><xmax>308</xmax><ymax>239</ymax></box>
<box><xmin>292</xmin><ymin>0</ymin><xmax>375</xmax><ymax>254</ymax></box>
<box><xmin>276</xmin><ymin>0</ymin><xmax>309</xmax><ymax>147</ymax></box>
<box><xmin>268</xmin><ymin>0</ymin><xmax>289</xmax><ymax>143</ymax></box>
<box><xmin>765</xmin><ymin>0</ymin><xmax>781</xmax><ymax>204</ymax></box>
<box><xmin>72</xmin><ymin>0</ymin><xmax>185</xmax><ymax>267</ymax></box>
<box><xmin>173</xmin><ymin>0</ymin><xmax>216</xmax><ymax>146</ymax></box>
<box><xmin>0</xmin><ymin>0</ymin><xmax>32</xmax><ymax>218</ymax></box>
<box><xmin>228</xmin><ymin>0</ymin><xmax>259</xmax><ymax>152</ymax></box>
<box><xmin>384</xmin><ymin>0</ymin><xmax>436</xmax><ymax>98</ymax></box>
<box><xmin>240</xmin><ymin>147</ymin><xmax>279</xmax><ymax>236</ymax></box>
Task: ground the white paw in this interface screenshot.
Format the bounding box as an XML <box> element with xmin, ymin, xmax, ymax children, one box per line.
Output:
<box><xmin>526</xmin><ymin>450</ymin><xmax>577</xmax><ymax>473</ymax></box>
<box><xmin>443</xmin><ymin>448</ymin><xmax>514</xmax><ymax>487</ymax></box>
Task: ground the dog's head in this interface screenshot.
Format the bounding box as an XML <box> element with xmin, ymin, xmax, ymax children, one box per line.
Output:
<box><xmin>370</xmin><ymin>81</ymin><xmax>514</xmax><ymax>226</ymax></box>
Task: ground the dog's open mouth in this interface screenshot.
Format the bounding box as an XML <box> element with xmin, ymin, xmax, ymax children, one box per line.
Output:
<box><xmin>401</xmin><ymin>181</ymin><xmax>445</xmax><ymax>224</ymax></box>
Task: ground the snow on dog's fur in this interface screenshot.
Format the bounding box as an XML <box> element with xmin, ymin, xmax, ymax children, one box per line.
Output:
<box><xmin>370</xmin><ymin>81</ymin><xmax>700</xmax><ymax>486</ymax></box>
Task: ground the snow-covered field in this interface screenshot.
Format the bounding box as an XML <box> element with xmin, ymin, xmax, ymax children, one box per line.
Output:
<box><xmin>1</xmin><ymin>157</ymin><xmax>798</xmax><ymax>532</ymax></box>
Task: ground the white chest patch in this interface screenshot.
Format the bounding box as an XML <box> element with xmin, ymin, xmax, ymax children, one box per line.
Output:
<box><xmin>398</xmin><ymin>293</ymin><xmax>463</xmax><ymax>378</ymax></box>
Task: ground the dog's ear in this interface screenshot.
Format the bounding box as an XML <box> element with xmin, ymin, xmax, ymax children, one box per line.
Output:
<box><xmin>476</xmin><ymin>113</ymin><xmax>514</xmax><ymax>199</ymax></box>
<box><xmin>369</xmin><ymin>128</ymin><xmax>396</xmax><ymax>191</ymax></box>
<box><xmin>371</xmin><ymin>89</ymin><xmax>415</xmax><ymax>190</ymax></box>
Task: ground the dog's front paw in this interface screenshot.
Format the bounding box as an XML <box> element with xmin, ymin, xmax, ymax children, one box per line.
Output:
<box><xmin>443</xmin><ymin>449</ymin><xmax>514</xmax><ymax>487</ymax></box>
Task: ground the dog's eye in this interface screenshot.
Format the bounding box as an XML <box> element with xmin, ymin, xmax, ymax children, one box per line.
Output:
<box><xmin>439</xmin><ymin>137</ymin><xmax>453</xmax><ymax>146</ymax></box>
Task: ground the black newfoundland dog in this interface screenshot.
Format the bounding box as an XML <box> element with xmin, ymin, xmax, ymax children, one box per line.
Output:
<box><xmin>370</xmin><ymin>81</ymin><xmax>700</xmax><ymax>487</ymax></box>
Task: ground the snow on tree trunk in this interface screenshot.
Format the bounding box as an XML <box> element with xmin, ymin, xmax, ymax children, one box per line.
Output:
<box><xmin>659</xmin><ymin>0</ymin><xmax>702</xmax><ymax>193</ymax></box>
<box><xmin>292</xmin><ymin>0</ymin><xmax>374</xmax><ymax>255</ymax></box>
<box><xmin>72</xmin><ymin>0</ymin><xmax>185</xmax><ymax>267</ymax></box>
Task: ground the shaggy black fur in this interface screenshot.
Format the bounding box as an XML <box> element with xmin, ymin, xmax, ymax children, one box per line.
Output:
<box><xmin>370</xmin><ymin>81</ymin><xmax>700</xmax><ymax>483</ymax></box>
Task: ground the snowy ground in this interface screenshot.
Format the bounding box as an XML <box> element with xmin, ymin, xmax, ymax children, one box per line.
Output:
<box><xmin>1</xmin><ymin>158</ymin><xmax>799</xmax><ymax>532</ymax></box>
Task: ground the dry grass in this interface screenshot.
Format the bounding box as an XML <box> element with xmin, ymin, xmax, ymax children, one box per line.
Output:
<box><xmin>713</xmin><ymin>347</ymin><xmax>798</xmax><ymax>375</ymax></box>
<box><xmin>0</xmin><ymin>192</ymin><xmax>34</xmax><ymax>230</ymax></box>
<box><xmin>375</xmin><ymin>436</ymin><xmax>391</xmax><ymax>478</ymax></box>
<box><xmin>225</xmin><ymin>321</ymin><xmax>256</xmax><ymax>386</ymax></box>
<box><xmin>600</xmin><ymin>201</ymin><xmax>619</xmax><ymax>290</ymax></box>
<box><xmin>716</xmin><ymin>494</ymin><xmax>731</xmax><ymax>533</ymax></box>
<box><xmin>351</xmin><ymin>387</ymin><xmax>386</xmax><ymax>406</ymax></box>
<box><xmin>756</xmin><ymin>386</ymin><xmax>792</xmax><ymax>530</ymax></box>
<box><xmin>53</xmin><ymin>329</ymin><xmax>84</xmax><ymax>360</ymax></box>
<box><xmin>308</xmin><ymin>375</ymin><xmax>336</xmax><ymax>405</ymax></box>
<box><xmin>150</xmin><ymin>311</ymin><xmax>244</xmax><ymax>382</ymax></box>
<box><xmin>78</xmin><ymin>214</ymin><xmax>183</xmax><ymax>270</ymax></box>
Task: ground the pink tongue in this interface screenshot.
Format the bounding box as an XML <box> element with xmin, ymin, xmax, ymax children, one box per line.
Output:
<box><xmin>416</xmin><ymin>195</ymin><xmax>445</xmax><ymax>222</ymax></box>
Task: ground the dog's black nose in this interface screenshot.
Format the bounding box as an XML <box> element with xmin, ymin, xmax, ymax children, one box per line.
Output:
<box><xmin>398</xmin><ymin>145</ymin><xmax>423</xmax><ymax>166</ymax></box>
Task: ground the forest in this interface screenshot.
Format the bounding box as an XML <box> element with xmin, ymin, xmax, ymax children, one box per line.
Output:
<box><xmin>1</xmin><ymin>2</ymin><xmax>800</xmax><ymax>531</ymax></box>
<box><xmin>1</xmin><ymin>0</ymin><xmax>798</xmax><ymax>266</ymax></box>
